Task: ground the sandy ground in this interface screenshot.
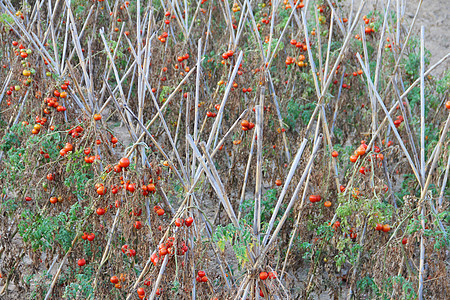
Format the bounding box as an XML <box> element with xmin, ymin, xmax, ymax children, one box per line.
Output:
<box><xmin>344</xmin><ymin>0</ymin><xmax>449</xmax><ymax>75</ymax></box>
<box><xmin>404</xmin><ymin>0</ymin><xmax>450</xmax><ymax>75</ymax></box>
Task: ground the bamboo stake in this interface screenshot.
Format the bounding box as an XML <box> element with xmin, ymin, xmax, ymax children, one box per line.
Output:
<box><xmin>238</xmin><ymin>129</ymin><xmax>256</xmax><ymax>222</ymax></box>
<box><xmin>43</xmin><ymin>236</ymin><xmax>79</xmax><ymax>300</ymax></box>
<box><xmin>262</xmin><ymin>138</ymin><xmax>309</xmax><ymax>246</ymax></box>
<box><xmin>253</xmin><ymin>88</ymin><xmax>265</xmax><ymax>256</ymax></box>
<box><xmin>207</xmin><ymin>51</ymin><xmax>244</xmax><ymax>149</ymax></box>
<box><xmin>259</xmin><ymin>134</ymin><xmax>323</xmax><ymax>263</ymax></box>
<box><xmin>420</xmin><ymin>26</ymin><xmax>426</xmax><ymax>182</ymax></box>
<box><xmin>346</xmin><ymin>221</ymin><xmax>368</xmax><ymax>299</ymax></box>
<box><xmin>438</xmin><ymin>154</ymin><xmax>450</xmax><ymax>208</ymax></box>
<box><xmin>92</xmin><ymin>207</ymin><xmax>121</xmax><ymax>292</ymax></box>
<box><xmin>280</xmin><ymin>116</ymin><xmax>321</xmax><ymax>279</ymax></box>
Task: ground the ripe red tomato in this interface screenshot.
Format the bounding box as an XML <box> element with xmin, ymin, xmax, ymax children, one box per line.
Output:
<box><xmin>382</xmin><ymin>224</ymin><xmax>391</xmax><ymax>232</ymax></box>
<box><xmin>119</xmin><ymin>157</ymin><xmax>130</xmax><ymax>168</ymax></box>
<box><xmin>198</xmin><ymin>270</ymin><xmax>206</xmax><ymax>277</ymax></box>
<box><xmin>77</xmin><ymin>259</ymin><xmax>86</xmax><ymax>266</ymax></box>
<box><xmin>25</xmin><ymin>196</ymin><xmax>32</xmax><ymax>201</ymax></box>
<box><xmin>151</xmin><ymin>253</ymin><xmax>159</xmax><ymax>265</ymax></box>
<box><xmin>402</xmin><ymin>238</ymin><xmax>407</xmax><ymax>245</ymax></box>
<box><xmin>47</xmin><ymin>173</ymin><xmax>54</xmax><ymax>181</ymax></box>
<box><xmin>97</xmin><ymin>186</ymin><xmax>106</xmax><ymax>195</ymax></box>
<box><xmin>137</xmin><ymin>288</ymin><xmax>145</xmax><ymax>296</ymax></box>
<box><xmin>159</xmin><ymin>247</ymin><xmax>168</xmax><ymax>256</ymax></box>
<box><xmin>201</xmin><ymin>276</ymin><xmax>208</xmax><ymax>282</ymax></box>
<box><xmin>110</xmin><ymin>276</ymin><xmax>119</xmax><ymax>284</ymax></box>
<box><xmin>259</xmin><ymin>271</ymin><xmax>268</xmax><ymax>280</ymax></box>
<box><xmin>96</xmin><ymin>208</ymin><xmax>105</xmax><ymax>215</ymax></box>
<box><xmin>375</xmin><ymin>223</ymin><xmax>383</xmax><ymax>231</ymax></box>
<box><xmin>126</xmin><ymin>183</ymin><xmax>136</xmax><ymax>193</ymax></box>
<box><xmin>64</xmin><ymin>143</ymin><xmax>73</xmax><ymax>152</ymax></box>
<box><xmin>134</xmin><ymin>221</ymin><xmax>143</xmax><ymax>229</ymax></box>
<box><xmin>359</xmin><ymin>167</ymin><xmax>366</xmax><ymax>175</ymax></box>
<box><xmin>185</xmin><ymin>217</ymin><xmax>194</xmax><ymax>227</ymax></box>
<box><xmin>309</xmin><ymin>195</ymin><xmax>321</xmax><ymax>203</ymax></box>
<box><xmin>156</xmin><ymin>209</ymin><xmax>165</xmax><ymax>216</ymax></box>
<box><xmin>331</xmin><ymin>150</ymin><xmax>339</xmax><ymax>157</ymax></box>
<box><xmin>87</xmin><ymin>233</ymin><xmax>95</xmax><ymax>241</ymax></box>
<box><xmin>147</xmin><ymin>183</ymin><xmax>156</xmax><ymax>192</ymax></box>
<box><xmin>175</xmin><ymin>218</ymin><xmax>184</xmax><ymax>227</ymax></box>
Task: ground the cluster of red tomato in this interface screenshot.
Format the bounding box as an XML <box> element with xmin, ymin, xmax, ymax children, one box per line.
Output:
<box><xmin>157</xmin><ymin>31</ymin><xmax>169</xmax><ymax>43</ymax></box>
<box><xmin>41</xmin><ymin>84</ymin><xmax>69</xmax><ymax>114</ymax></box>
<box><xmin>206</xmin><ymin>111</ymin><xmax>217</xmax><ymax>118</ymax></box>
<box><xmin>110</xmin><ymin>274</ymin><xmax>127</xmax><ymax>290</ymax></box>
<box><xmin>121</xmin><ymin>244</ymin><xmax>137</xmax><ymax>257</ymax></box>
<box><xmin>67</xmin><ymin>124</ymin><xmax>84</xmax><ymax>138</ymax></box>
<box><xmin>375</xmin><ymin>223</ymin><xmax>391</xmax><ymax>233</ymax></box>
<box><xmin>196</xmin><ymin>270</ymin><xmax>208</xmax><ymax>283</ymax></box>
<box><xmin>259</xmin><ymin>270</ymin><xmax>277</xmax><ymax>280</ymax></box>
<box><xmin>241</xmin><ymin>120</ymin><xmax>255</xmax><ymax>131</ymax></box>
<box><xmin>175</xmin><ymin>216</ymin><xmax>194</xmax><ymax>227</ymax></box>
<box><xmin>221</xmin><ymin>50</ymin><xmax>234</xmax><ymax>60</ymax></box>
<box><xmin>349</xmin><ymin>140</ymin><xmax>369</xmax><ymax>163</ymax></box>
<box><xmin>309</xmin><ymin>194</ymin><xmax>322</xmax><ymax>203</ymax></box>
<box><xmin>289</xmin><ymin>38</ymin><xmax>309</xmax><ymax>51</ymax></box>
<box><xmin>150</xmin><ymin>236</ymin><xmax>189</xmax><ymax>266</ymax></box>
<box><xmin>344</xmin><ymin>227</ymin><xmax>358</xmax><ymax>240</ymax></box>
<box><xmin>59</xmin><ymin>142</ymin><xmax>73</xmax><ymax>157</ymax></box>
<box><xmin>81</xmin><ymin>232</ymin><xmax>95</xmax><ymax>241</ymax></box>
<box><xmin>363</xmin><ymin>15</ymin><xmax>375</xmax><ymax>35</ymax></box>
<box><xmin>393</xmin><ymin>115</ymin><xmax>404</xmax><ymax>128</ymax></box>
